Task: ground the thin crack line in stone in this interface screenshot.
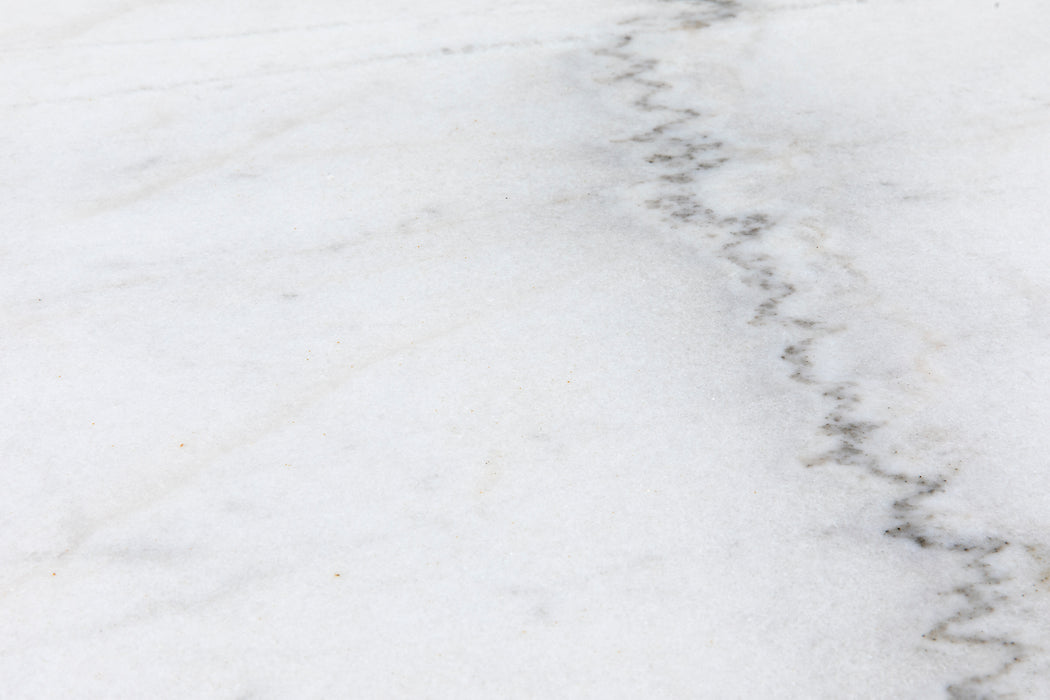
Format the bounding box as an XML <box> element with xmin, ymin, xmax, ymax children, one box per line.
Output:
<box><xmin>593</xmin><ymin>2</ymin><xmax>1042</xmax><ymax>697</ymax></box>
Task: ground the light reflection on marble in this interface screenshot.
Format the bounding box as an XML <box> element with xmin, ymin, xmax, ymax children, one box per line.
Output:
<box><xmin>4</xmin><ymin>0</ymin><xmax>1050</xmax><ymax>697</ymax></box>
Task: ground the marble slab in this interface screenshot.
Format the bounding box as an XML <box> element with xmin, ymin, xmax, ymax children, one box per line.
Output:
<box><xmin>4</xmin><ymin>0</ymin><xmax>1050</xmax><ymax>697</ymax></box>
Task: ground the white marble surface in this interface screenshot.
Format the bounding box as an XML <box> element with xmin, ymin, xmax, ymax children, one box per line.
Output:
<box><xmin>4</xmin><ymin>0</ymin><xmax>1050</xmax><ymax>697</ymax></box>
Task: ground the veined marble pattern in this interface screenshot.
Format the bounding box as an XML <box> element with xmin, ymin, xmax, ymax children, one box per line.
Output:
<box><xmin>3</xmin><ymin>0</ymin><xmax>1050</xmax><ymax>698</ymax></box>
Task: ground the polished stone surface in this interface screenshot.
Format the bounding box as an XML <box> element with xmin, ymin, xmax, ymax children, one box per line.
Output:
<box><xmin>4</xmin><ymin>0</ymin><xmax>1050</xmax><ymax>697</ymax></box>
